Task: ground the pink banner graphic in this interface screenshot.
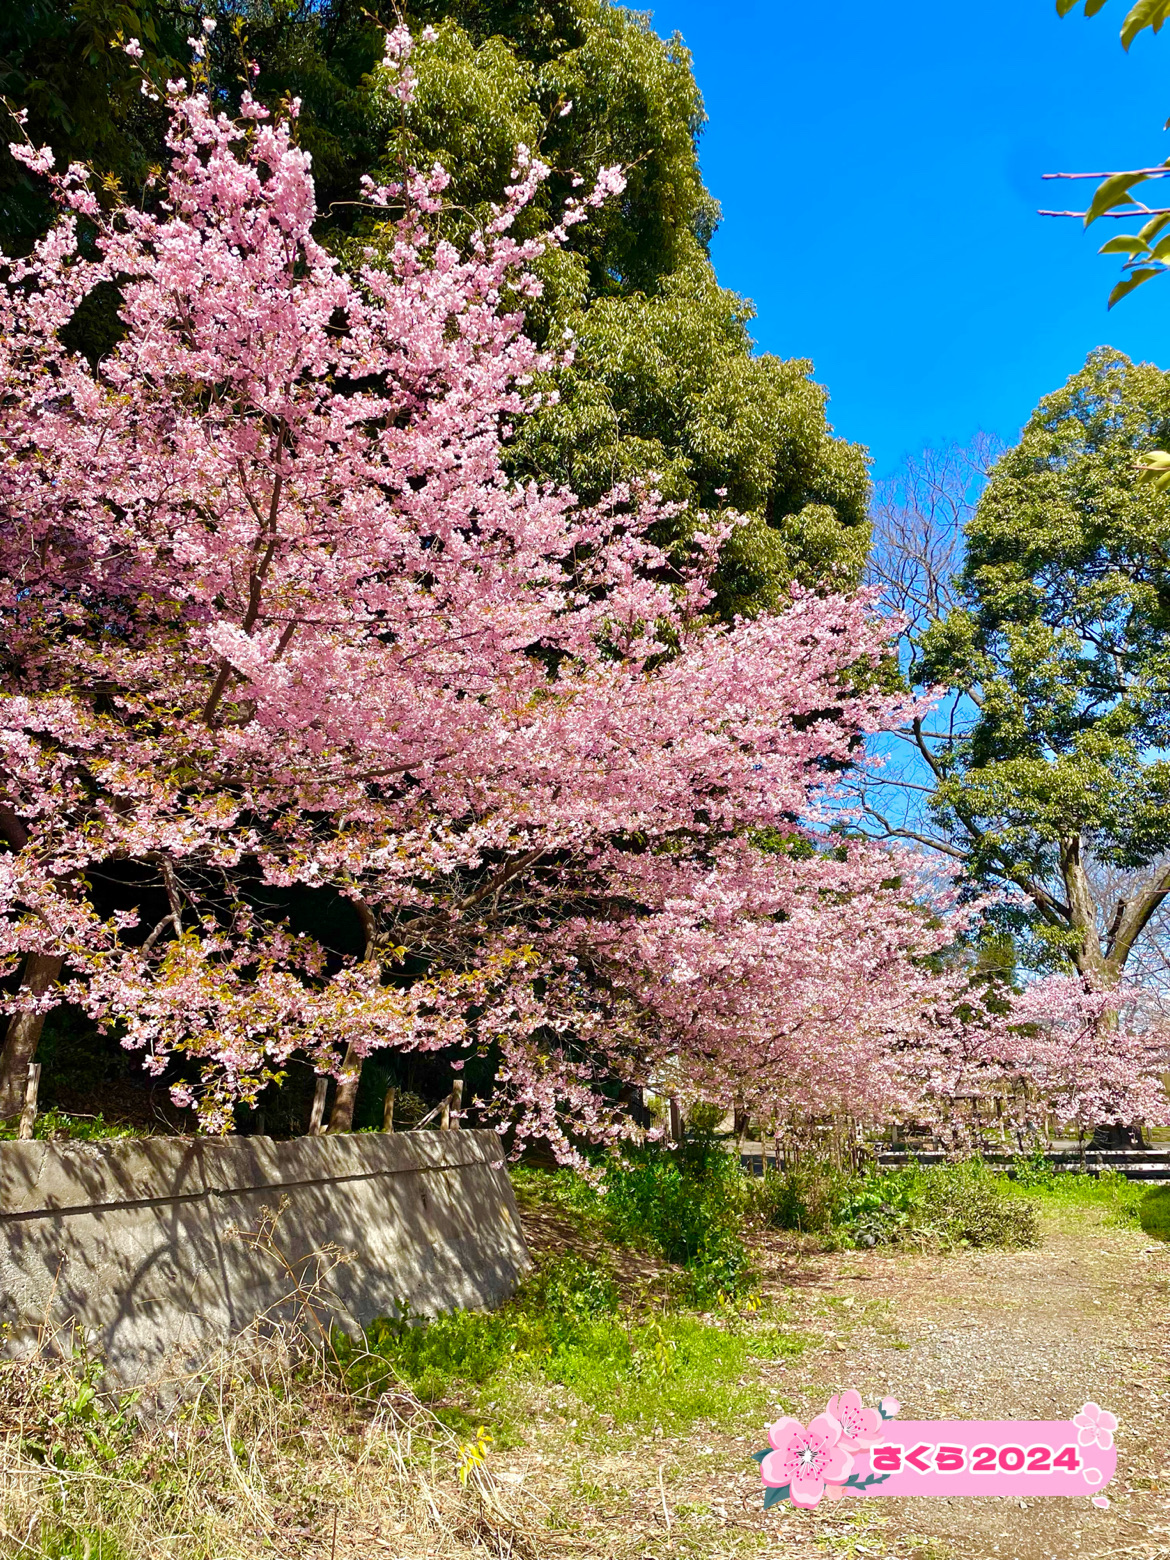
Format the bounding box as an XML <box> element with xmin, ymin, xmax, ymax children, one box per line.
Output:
<box><xmin>753</xmin><ymin>1393</ymin><xmax>1118</xmax><ymax>1510</ymax></box>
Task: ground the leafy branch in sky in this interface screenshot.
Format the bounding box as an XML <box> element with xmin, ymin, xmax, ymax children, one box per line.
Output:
<box><xmin>1045</xmin><ymin>0</ymin><xmax>1170</xmax><ymax>304</ymax></box>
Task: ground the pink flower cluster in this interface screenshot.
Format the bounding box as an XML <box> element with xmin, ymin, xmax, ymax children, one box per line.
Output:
<box><xmin>2</xmin><ymin>32</ymin><xmax>1163</xmax><ymax>1141</ymax></box>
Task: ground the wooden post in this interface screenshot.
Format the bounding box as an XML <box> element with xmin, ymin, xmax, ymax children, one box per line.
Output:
<box><xmin>449</xmin><ymin>1078</ymin><xmax>463</xmax><ymax>1129</ymax></box>
<box><xmin>18</xmin><ymin>1062</ymin><xmax>40</xmax><ymax>1141</ymax></box>
<box><xmin>308</xmin><ymin>1076</ymin><xmax>328</xmax><ymax>1136</ymax></box>
<box><xmin>382</xmin><ymin>1085</ymin><xmax>396</xmax><ymax>1133</ymax></box>
<box><xmin>668</xmin><ymin>1096</ymin><xmax>681</xmax><ymax>1145</ymax></box>
<box><xmin>439</xmin><ymin>1095</ymin><xmax>450</xmax><ymax>1130</ymax></box>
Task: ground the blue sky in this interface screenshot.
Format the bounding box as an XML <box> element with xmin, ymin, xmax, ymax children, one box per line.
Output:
<box><xmin>645</xmin><ymin>0</ymin><xmax>1170</xmax><ymax>481</ymax></box>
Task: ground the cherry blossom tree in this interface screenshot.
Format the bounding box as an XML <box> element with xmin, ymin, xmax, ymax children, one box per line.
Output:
<box><xmin>3</xmin><ymin>34</ymin><xmax>1163</xmax><ymax>1151</ymax></box>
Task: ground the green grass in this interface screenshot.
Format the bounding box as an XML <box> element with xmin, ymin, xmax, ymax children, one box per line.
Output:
<box><xmin>509</xmin><ymin>1162</ymin><xmax>609</xmax><ymax>1232</ymax></box>
<box><xmin>329</xmin><ymin>1251</ymin><xmax>812</xmax><ymax>1439</ymax></box>
<box><xmin>38</xmin><ymin>1524</ymin><xmax>128</xmax><ymax>1560</ymax></box>
<box><xmin>1139</xmin><ymin>1184</ymin><xmax>1170</xmax><ymax>1242</ymax></box>
<box><xmin>0</xmin><ymin>1109</ymin><xmax>148</xmax><ymax>1143</ymax></box>
<box><xmin>1001</xmin><ymin>1160</ymin><xmax>1146</xmax><ymax>1225</ymax></box>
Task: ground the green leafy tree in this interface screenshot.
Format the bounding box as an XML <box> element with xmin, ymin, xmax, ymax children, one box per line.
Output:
<box><xmin>867</xmin><ymin>349</ymin><xmax>1170</xmax><ymax>1003</ymax></box>
<box><xmin>239</xmin><ymin>0</ymin><xmax>870</xmax><ymax>605</ymax></box>
<box><xmin>0</xmin><ymin>1</ymin><xmax>191</xmax><ymax>255</ymax></box>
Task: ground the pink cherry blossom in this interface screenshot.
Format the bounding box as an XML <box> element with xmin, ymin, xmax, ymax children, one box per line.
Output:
<box><xmin>1073</xmin><ymin>1403</ymin><xmax>1117</xmax><ymax>1451</ymax></box>
<box><xmin>761</xmin><ymin>1413</ymin><xmax>854</xmax><ymax>1509</ymax></box>
<box><xmin>827</xmin><ymin>1390</ymin><xmax>883</xmax><ymax>1452</ymax></box>
<box><xmin>2</xmin><ymin>32</ymin><xmax>1165</xmax><ymax>1145</ymax></box>
<box><xmin>880</xmin><ymin>1396</ymin><xmax>901</xmax><ymax>1418</ymax></box>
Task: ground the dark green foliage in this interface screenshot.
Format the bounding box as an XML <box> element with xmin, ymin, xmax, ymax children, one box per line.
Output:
<box><xmin>383</xmin><ymin>7</ymin><xmax>870</xmax><ymax>604</ymax></box>
<box><xmin>602</xmin><ymin>1134</ymin><xmax>753</xmax><ymax>1303</ymax></box>
<box><xmin>1139</xmin><ymin>1183</ymin><xmax>1170</xmax><ymax>1241</ymax></box>
<box><xmin>752</xmin><ymin>1158</ymin><xmax>1040</xmax><ymax>1251</ymax></box>
<box><xmin>35</xmin><ymin>1003</ymin><xmax>132</xmax><ymax>1101</ymax></box>
<box><xmin>0</xmin><ymin>1</ymin><xmax>186</xmax><ymax>256</ymax></box>
<box><xmin>749</xmin><ymin>1160</ymin><xmax>849</xmax><ymax>1238</ymax></box>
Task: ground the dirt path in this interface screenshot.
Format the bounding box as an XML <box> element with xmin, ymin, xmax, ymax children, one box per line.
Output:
<box><xmin>512</xmin><ymin>1202</ymin><xmax>1170</xmax><ymax>1560</ymax></box>
<box><xmin>743</xmin><ymin>1204</ymin><xmax>1170</xmax><ymax>1560</ymax></box>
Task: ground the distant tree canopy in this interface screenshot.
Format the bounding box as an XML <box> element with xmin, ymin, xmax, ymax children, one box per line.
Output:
<box><xmin>871</xmin><ymin>349</ymin><xmax>1170</xmax><ymax>992</ymax></box>
<box><xmin>0</xmin><ymin>0</ymin><xmax>869</xmax><ymax>613</ymax></box>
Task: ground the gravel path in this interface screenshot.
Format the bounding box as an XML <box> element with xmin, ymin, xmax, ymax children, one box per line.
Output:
<box><xmin>747</xmin><ymin>1205</ymin><xmax>1170</xmax><ymax>1560</ymax></box>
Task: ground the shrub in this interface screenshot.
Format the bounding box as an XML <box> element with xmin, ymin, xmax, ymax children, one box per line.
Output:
<box><xmin>916</xmin><ymin>1160</ymin><xmax>1039</xmax><ymax>1249</ymax></box>
<box><xmin>603</xmin><ymin>1134</ymin><xmax>754</xmax><ymax>1302</ymax></box>
<box><xmin>749</xmin><ymin>1163</ymin><xmax>845</xmax><ymax>1237</ymax></box>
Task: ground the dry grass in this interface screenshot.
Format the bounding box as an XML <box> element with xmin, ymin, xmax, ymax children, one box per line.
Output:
<box><xmin>0</xmin><ymin>1209</ymin><xmax>547</xmax><ymax>1560</ymax></box>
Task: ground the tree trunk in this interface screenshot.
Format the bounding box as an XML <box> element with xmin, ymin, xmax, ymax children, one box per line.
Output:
<box><xmin>1059</xmin><ymin>833</ymin><xmax>1152</xmax><ymax>1149</ymax></box>
<box><xmin>326</xmin><ymin>897</ymin><xmax>377</xmax><ymax>1134</ymax></box>
<box><xmin>1090</xmin><ymin>1121</ymin><xmax>1147</xmax><ymax>1149</ymax></box>
<box><xmin>0</xmin><ymin>954</ymin><xmax>63</xmax><ymax>1120</ymax></box>
<box><xmin>326</xmin><ymin>1042</ymin><xmax>362</xmax><ymax>1133</ymax></box>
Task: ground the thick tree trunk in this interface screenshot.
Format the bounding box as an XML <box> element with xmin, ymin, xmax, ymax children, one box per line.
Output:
<box><xmin>1060</xmin><ymin>833</ymin><xmax>1153</xmax><ymax>1151</ymax></box>
<box><xmin>1090</xmin><ymin>1121</ymin><xmax>1147</xmax><ymax>1149</ymax></box>
<box><xmin>0</xmin><ymin>954</ymin><xmax>63</xmax><ymax>1120</ymax></box>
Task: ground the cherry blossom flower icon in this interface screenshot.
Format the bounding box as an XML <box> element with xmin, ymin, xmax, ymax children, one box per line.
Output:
<box><xmin>1072</xmin><ymin>1402</ymin><xmax>1117</xmax><ymax>1451</ymax></box>
<box><xmin>826</xmin><ymin>1389</ymin><xmax>883</xmax><ymax>1452</ymax></box>
<box><xmin>761</xmin><ymin>1413</ymin><xmax>854</xmax><ymax>1509</ymax></box>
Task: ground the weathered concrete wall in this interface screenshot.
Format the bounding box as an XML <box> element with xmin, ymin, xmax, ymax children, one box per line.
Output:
<box><xmin>0</xmin><ymin>1129</ymin><xmax>530</xmax><ymax>1383</ymax></box>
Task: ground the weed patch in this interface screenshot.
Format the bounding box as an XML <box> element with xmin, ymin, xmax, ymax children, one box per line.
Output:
<box><xmin>1004</xmin><ymin>1156</ymin><xmax>1146</xmax><ymax>1225</ymax></box>
<box><xmin>602</xmin><ymin>1136</ymin><xmax>753</xmax><ymax>1303</ymax></box>
<box><xmin>0</xmin><ymin>1109</ymin><xmax>147</xmax><ymax>1143</ymax></box>
<box><xmin>751</xmin><ymin>1157</ymin><xmax>1039</xmax><ymax>1250</ymax></box>
<box><xmin>515</xmin><ymin>1135</ymin><xmax>756</xmax><ymax>1304</ymax></box>
<box><xmin>331</xmin><ymin>1252</ymin><xmax>812</xmax><ymax>1438</ymax></box>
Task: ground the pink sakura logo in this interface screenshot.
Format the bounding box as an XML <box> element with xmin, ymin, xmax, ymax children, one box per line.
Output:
<box><xmin>753</xmin><ymin>1394</ymin><xmax>1118</xmax><ymax>1509</ymax></box>
<box><xmin>753</xmin><ymin>1391</ymin><xmax>899</xmax><ymax>1509</ymax></box>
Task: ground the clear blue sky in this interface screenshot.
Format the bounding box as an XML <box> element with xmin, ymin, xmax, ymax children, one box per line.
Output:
<box><xmin>645</xmin><ymin>0</ymin><xmax>1170</xmax><ymax>481</ymax></box>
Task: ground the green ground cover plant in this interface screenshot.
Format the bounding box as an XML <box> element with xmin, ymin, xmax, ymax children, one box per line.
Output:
<box><xmin>329</xmin><ymin>1251</ymin><xmax>809</xmax><ymax>1439</ymax></box>
<box><xmin>0</xmin><ymin>1109</ymin><xmax>147</xmax><ymax>1143</ymax></box>
<box><xmin>1139</xmin><ymin>1184</ymin><xmax>1170</xmax><ymax>1241</ymax></box>
<box><xmin>1003</xmin><ymin>1153</ymin><xmax>1146</xmax><ymax>1225</ymax></box>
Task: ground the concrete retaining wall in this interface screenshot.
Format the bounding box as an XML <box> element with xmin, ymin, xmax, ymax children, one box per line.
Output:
<box><xmin>0</xmin><ymin>1129</ymin><xmax>530</xmax><ymax>1384</ymax></box>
